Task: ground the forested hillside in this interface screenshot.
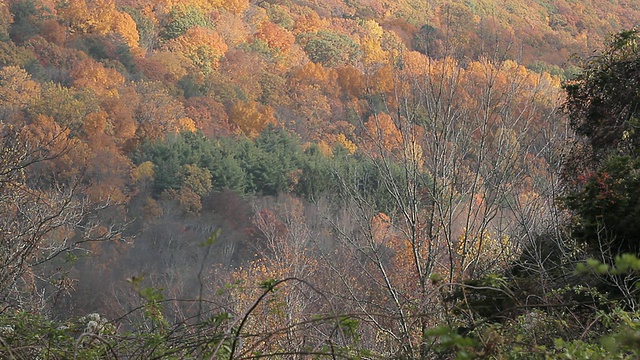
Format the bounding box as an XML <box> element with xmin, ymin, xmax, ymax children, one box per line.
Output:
<box><xmin>1</xmin><ymin>0</ymin><xmax>640</xmax><ymax>358</ymax></box>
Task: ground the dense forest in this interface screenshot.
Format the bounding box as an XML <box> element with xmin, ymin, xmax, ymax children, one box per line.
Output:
<box><xmin>1</xmin><ymin>0</ymin><xmax>640</xmax><ymax>358</ymax></box>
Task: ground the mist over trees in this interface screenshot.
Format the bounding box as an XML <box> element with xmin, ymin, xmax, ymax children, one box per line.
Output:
<box><xmin>1</xmin><ymin>0</ymin><xmax>640</xmax><ymax>358</ymax></box>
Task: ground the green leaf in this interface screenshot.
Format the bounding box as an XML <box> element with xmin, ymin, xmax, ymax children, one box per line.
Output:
<box><xmin>259</xmin><ymin>278</ymin><xmax>278</xmax><ymax>292</ymax></box>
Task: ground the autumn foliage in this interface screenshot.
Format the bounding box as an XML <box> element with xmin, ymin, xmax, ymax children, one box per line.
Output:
<box><xmin>1</xmin><ymin>0</ymin><xmax>639</xmax><ymax>358</ymax></box>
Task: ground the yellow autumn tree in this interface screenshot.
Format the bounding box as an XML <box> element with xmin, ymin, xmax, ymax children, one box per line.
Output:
<box><xmin>56</xmin><ymin>0</ymin><xmax>92</xmax><ymax>34</ymax></box>
<box><xmin>230</xmin><ymin>101</ymin><xmax>277</xmax><ymax>138</ymax></box>
<box><xmin>180</xmin><ymin>164</ymin><xmax>212</xmax><ymax>196</ymax></box>
<box><xmin>131</xmin><ymin>161</ymin><xmax>155</xmax><ymax>184</ymax></box>
<box><xmin>0</xmin><ymin>0</ymin><xmax>11</xmax><ymax>38</ymax></box>
<box><xmin>360</xmin><ymin>19</ymin><xmax>388</xmax><ymax>67</ymax></box>
<box><xmin>56</xmin><ymin>0</ymin><xmax>139</xmax><ymax>48</ymax></box>
<box><xmin>164</xmin><ymin>27</ymin><xmax>228</xmax><ymax>73</ymax></box>
<box><xmin>321</xmin><ymin>121</ymin><xmax>357</xmax><ymax>154</ymax></box>
<box><xmin>0</xmin><ymin>66</ymin><xmax>40</xmax><ymax>122</ymax></box>
<box><xmin>166</xmin><ymin>0</ymin><xmax>247</xmax><ymax>14</ymax></box>
<box><xmin>111</xmin><ymin>11</ymin><xmax>141</xmax><ymax>49</ymax></box>
<box><xmin>172</xmin><ymin>117</ymin><xmax>197</xmax><ymax>133</ymax></box>
<box><xmin>221</xmin><ymin>0</ymin><xmax>249</xmax><ymax>15</ymax></box>
<box><xmin>455</xmin><ymin>229</ymin><xmax>516</xmax><ymax>278</ymax></box>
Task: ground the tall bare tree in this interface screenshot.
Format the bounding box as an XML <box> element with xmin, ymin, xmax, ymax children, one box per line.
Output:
<box><xmin>317</xmin><ymin>48</ymin><xmax>567</xmax><ymax>357</ymax></box>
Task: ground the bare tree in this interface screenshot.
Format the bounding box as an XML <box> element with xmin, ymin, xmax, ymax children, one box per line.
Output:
<box><xmin>0</xmin><ymin>122</ymin><xmax>124</xmax><ymax>313</ymax></box>
<box><xmin>314</xmin><ymin>48</ymin><xmax>568</xmax><ymax>357</ymax></box>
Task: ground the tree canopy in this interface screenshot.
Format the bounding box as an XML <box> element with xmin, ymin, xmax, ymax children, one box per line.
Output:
<box><xmin>564</xmin><ymin>28</ymin><xmax>640</xmax><ymax>255</ymax></box>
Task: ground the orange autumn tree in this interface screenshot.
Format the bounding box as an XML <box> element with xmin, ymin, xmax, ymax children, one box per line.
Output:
<box><xmin>135</xmin><ymin>51</ymin><xmax>192</xmax><ymax>83</ymax></box>
<box><xmin>286</xmin><ymin>62</ymin><xmax>337</xmax><ymax>139</ymax></box>
<box><xmin>69</xmin><ymin>57</ymin><xmax>125</xmax><ymax>97</ymax></box>
<box><xmin>362</xmin><ymin>112</ymin><xmax>403</xmax><ymax>155</ymax></box>
<box><xmin>335</xmin><ymin>65</ymin><xmax>365</xmax><ymax>101</ymax></box>
<box><xmin>100</xmin><ymin>90</ymin><xmax>138</xmax><ymax>146</ymax></box>
<box><xmin>371</xmin><ymin>211</ymin><xmax>435</xmax><ymax>335</ymax></box>
<box><xmin>184</xmin><ymin>96</ymin><xmax>232</xmax><ymax>137</ymax></box>
<box><xmin>55</xmin><ymin>0</ymin><xmax>93</xmax><ymax>34</ymax></box>
<box><xmin>25</xmin><ymin>111</ymin><xmax>133</xmax><ymax>204</ymax></box>
<box><xmin>23</xmin><ymin>114</ymin><xmax>87</xmax><ymax>181</ymax></box>
<box><xmin>254</xmin><ymin>21</ymin><xmax>295</xmax><ymax>52</ymax></box>
<box><xmin>80</xmin><ymin>111</ymin><xmax>135</xmax><ymax>203</ymax></box>
<box><xmin>215</xmin><ymin>10</ymin><xmax>251</xmax><ymax>47</ymax></box>
<box><xmin>32</xmin><ymin>112</ymin><xmax>133</xmax><ymax>205</ymax></box>
<box><xmin>292</xmin><ymin>9</ymin><xmax>326</xmax><ymax>36</ymax></box>
<box><xmin>219</xmin><ymin>50</ymin><xmax>266</xmax><ymax>103</ymax></box>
